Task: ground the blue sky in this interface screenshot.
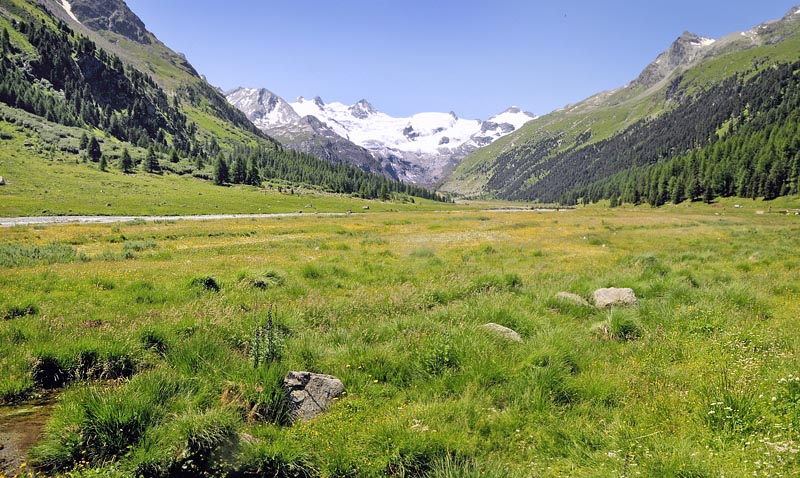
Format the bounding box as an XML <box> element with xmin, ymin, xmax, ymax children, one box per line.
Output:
<box><xmin>126</xmin><ymin>0</ymin><xmax>799</xmax><ymax>119</ymax></box>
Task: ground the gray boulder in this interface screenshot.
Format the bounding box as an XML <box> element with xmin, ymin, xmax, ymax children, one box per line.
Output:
<box><xmin>0</xmin><ymin>176</ymin><xmax>5</xmax><ymax>186</ymax></box>
<box><xmin>593</xmin><ymin>288</ymin><xmax>638</xmax><ymax>308</ymax></box>
<box><xmin>555</xmin><ymin>292</ymin><xmax>590</xmax><ymax>307</ymax></box>
<box><xmin>283</xmin><ymin>371</ymin><xmax>345</xmax><ymax>421</ymax></box>
<box><xmin>480</xmin><ymin>323</ymin><xmax>522</xmax><ymax>342</ymax></box>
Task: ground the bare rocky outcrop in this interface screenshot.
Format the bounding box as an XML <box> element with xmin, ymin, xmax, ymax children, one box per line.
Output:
<box><xmin>480</xmin><ymin>323</ymin><xmax>522</xmax><ymax>342</ymax></box>
<box><xmin>69</xmin><ymin>0</ymin><xmax>151</xmax><ymax>44</ymax></box>
<box><xmin>593</xmin><ymin>288</ymin><xmax>638</xmax><ymax>308</ymax></box>
<box><xmin>283</xmin><ymin>371</ymin><xmax>345</xmax><ymax>421</ymax></box>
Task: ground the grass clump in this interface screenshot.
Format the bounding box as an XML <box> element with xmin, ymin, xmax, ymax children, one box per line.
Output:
<box><xmin>2</xmin><ymin>302</ymin><xmax>39</xmax><ymax>320</ymax></box>
<box><xmin>300</xmin><ymin>264</ymin><xmax>323</xmax><ymax>280</ymax></box>
<box><xmin>189</xmin><ymin>275</ymin><xmax>220</xmax><ymax>292</ymax></box>
<box><xmin>0</xmin><ymin>242</ymin><xmax>83</xmax><ymax>268</ymax></box>
<box><xmin>470</xmin><ymin>273</ymin><xmax>522</xmax><ymax>293</ymax></box>
<box><xmin>127</xmin><ymin>280</ymin><xmax>168</xmax><ymax>304</ymax></box>
<box><xmin>237</xmin><ymin>269</ymin><xmax>285</xmax><ymax>290</ymax></box>
<box><xmin>132</xmin><ymin>408</ymin><xmax>241</xmax><ymax>478</ymax></box>
<box><xmin>235</xmin><ymin>433</ymin><xmax>316</xmax><ymax>477</ymax></box>
<box><xmin>420</xmin><ymin>333</ymin><xmax>459</xmax><ymax>376</ymax></box>
<box><xmin>139</xmin><ymin>328</ymin><xmax>169</xmax><ymax>355</ymax></box>
<box><xmin>703</xmin><ymin>373</ymin><xmax>764</xmax><ymax>438</ymax></box>
<box><xmin>122</xmin><ymin>239</ymin><xmax>157</xmax><ymax>253</ymax></box>
<box><xmin>30</xmin><ymin>345</ymin><xmax>138</xmax><ymax>390</ymax></box>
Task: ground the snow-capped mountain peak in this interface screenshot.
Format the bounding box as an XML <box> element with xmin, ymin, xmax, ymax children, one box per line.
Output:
<box><xmin>487</xmin><ymin>107</ymin><xmax>537</xmax><ymax>130</ymax></box>
<box><xmin>226</xmin><ymin>87</ymin><xmax>299</xmax><ymax>128</ymax></box>
<box><xmin>227</xmin><ymin>88</ymin><xmax>535</xmax><ymax>185</ymax></box>
<box><xmin>349</xmin><ymin>99</ymin><xmax>378</xmax><ymax>119</ymax></box>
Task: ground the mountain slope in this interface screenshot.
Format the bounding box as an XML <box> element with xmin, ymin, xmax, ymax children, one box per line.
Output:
<box><xmin>442</xmin><ymin>5</ymin><xmax>800</xmax><ymax>202</ymax></box>
<box><xmin>227</xmin><ymin>88</ymin><xmax>535</xmax><ymax>185</ymax></box>
<box><xmin>226</xmin><ymin>87</ymin><xmax>396</xmax><ymax>179</ymax></box>
<box><xmin>0</xmin><ymin>0</ymin><xmax>443</xmax><ymax>209</ymax></box>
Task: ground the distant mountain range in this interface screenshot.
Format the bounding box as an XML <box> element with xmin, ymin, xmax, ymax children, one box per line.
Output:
<box><xmin>226</xmin><ymin>88</ymin><xmax>535</xmax><ymax>185</ymax></box>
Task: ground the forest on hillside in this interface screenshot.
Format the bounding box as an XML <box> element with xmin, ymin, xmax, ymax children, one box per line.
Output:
<box><xmin>486</xmin><ymin>59</ymin><xmax>800</xmax><ymax>205</ymax></box>
<box><xmin>565</xmin><ymin>61</ymin><xmax>800</xmax><ymax>206</ymax></box>
<box><xmin>0</xmin><ymin>6</ymin><xmax>444</xmax><ymax>202</ymax></box>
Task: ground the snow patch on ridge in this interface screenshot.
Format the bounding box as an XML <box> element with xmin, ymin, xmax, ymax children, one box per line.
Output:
<box><xmin>61</xmin><ymin>0</ymin><xmax>81</xmax><ymax>25</ymax></box>
<box><xmin>690</xmin><ymin>37</ymin><xmax>715</xmax><ymax>47</ymax></box>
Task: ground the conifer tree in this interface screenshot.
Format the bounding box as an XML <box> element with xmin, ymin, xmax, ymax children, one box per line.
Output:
<box><xmin>246</xmin><ymin>157</ymin><xmax>260</xmax><ymax>186</ymax></box>
<box><xmin>87</xmin><ymin>136</ymin><xmax>102</xmax><ymax>162</ymax></box>
<box><xmin>0</xmin><ymin>28</ymin><xmax>10</xmax><ymax>52</ymax></box>
<box><xmin>120</xmin><ymin>148</ymin><xmax>133</xmax><ymax>173</ymax></box>
<box><xmin>214</xmin><ymin>156</ymin><xmax>229</xmax><ymax>185</ymax></box>
<box><xmin>99</xmin><ymin>154</ymin><xmax>107</xmax><ymax>172</ymax></box>
<box><xmin>232</xmin><ymin>158</ymin><xmax>247</xmax><ymax>184</ymax></box>
<box><xmin>143</xmin><ymin>146</ymin><xmax>160</xmax><ymax>173</ymax></box>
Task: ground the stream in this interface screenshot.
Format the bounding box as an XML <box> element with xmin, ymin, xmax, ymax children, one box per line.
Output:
<box><xmin>0</xmin><ymin>396</ymin><xmax>54</xmax><ymax>475</ymax></box>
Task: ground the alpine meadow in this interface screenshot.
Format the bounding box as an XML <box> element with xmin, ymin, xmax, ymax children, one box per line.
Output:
<box><xmin>1</xmin><ymin>1</ymin><xmax>800</xmax><ymax>477</ymax></box>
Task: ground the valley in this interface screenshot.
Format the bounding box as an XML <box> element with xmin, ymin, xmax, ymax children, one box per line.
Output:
<box><xmin>1</xmin><ymin>0</ymin><xmax>800</xmax><ymax>476</ymax></box>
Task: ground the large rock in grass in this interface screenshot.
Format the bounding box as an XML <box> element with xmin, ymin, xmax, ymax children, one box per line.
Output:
<box><xmin>555</xmin><ymin>292</ymin><xmax>590</xmax><ymax>307</ymax></box>
<box><xmin>593</xmin><ymin>288</ymin><xmax>638</xmax><ymax>308</ymax></box>
<box><xmin>283</xmin><ymin>371</ymin><xmax>345</xmax><ymax>421</ymax></box>
<box><xmin>0</xmin><ymin>176</ymin><xmax>5</xmax><ymax>186</ymax></box>
<box><xmin>480</xmin><ymin>323</ymin><xmax>522</xmax><ymax>342</ymax></box>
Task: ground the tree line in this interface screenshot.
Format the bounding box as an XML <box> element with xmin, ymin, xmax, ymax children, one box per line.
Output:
<box><xmin>564</xmin><ymin>71</ymin><xmax>800</xmax><ymax>206</ymax></box>
<box><xmin>486</xmin><ymin>58</ymin><xmax>800</xmax><ymax>205</ymax></box>
<box><xmin>0</xmin><ymin>6</ymin><xmax>446</xmax><ymax>202</ymax></box>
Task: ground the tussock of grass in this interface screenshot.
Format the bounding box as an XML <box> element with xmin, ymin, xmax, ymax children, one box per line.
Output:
<box><xmin>0</xmin><ymin>242</ymin><xmax>84</xmax><ymax>268</ymax></box>
<box><xmin>2</xmin><ymin>302</ymin><xmax>39</xmax><ymax>320</ymax></box>
<box><xmin>122</xmin><ymin>239</ymin><xmax>157</xmax><ymax>253</ymax></box>
<box><xmin>189</xmin><ymin>275</ymin><xmax>220</xmax><ymax>293</ymax></box>
<box><xmin>237</xmin><ymin>269</ymin><xmax>286</xmax><ymax>290</ymax></box>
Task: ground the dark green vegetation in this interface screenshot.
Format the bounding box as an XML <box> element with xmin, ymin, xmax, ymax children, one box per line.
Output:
<box><xmin>443</xmin><ymin>7</ymin><xmax>800</xmax><ymax>207</ymax></box>
<box><xmin>0</xmin><ymin>206</ymin><xmax>799</xmax><ymax>476</ymax></box>
<box><xmin>565</xmin><ymin>60</ymin><xmax>800</xmax><ymax>206</ymax></box>
<box><xmin>0</xmin><ymin>0</ymin><xmax>443</xmax><ymax>205</ymax></box>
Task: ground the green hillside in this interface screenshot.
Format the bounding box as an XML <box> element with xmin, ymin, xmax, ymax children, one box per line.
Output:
<box><xmin>442</xmin><ymin>6</ymin><xmax>800</xmax><ymax>205</ymax></box>
<box><xmin>0</xmin><ymin>0</ymin><xmax>443</xmax><ymax>216</ymax></box>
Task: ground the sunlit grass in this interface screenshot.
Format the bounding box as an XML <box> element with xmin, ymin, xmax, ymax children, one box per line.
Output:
<box><xmin>0</xmin><ymin>206</ymin><xmax>798</xmax><ymax>476</ymax></box>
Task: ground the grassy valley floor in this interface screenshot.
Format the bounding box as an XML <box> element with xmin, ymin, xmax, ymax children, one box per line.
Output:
<box><xmin>0</xmin><ymin>205</ymin><xmax>799</xmax><ymax>477</ymax></box>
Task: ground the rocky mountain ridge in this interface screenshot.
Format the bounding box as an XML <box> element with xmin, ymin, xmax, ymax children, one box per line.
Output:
<box><xmin>227</xmin><ymin>87</ymin><xmax>535</xmax><ymax>185</ymax></box>
<box><xmin>441</xmin><ymin>4</ymin><xmax>800</xmax><ymax>199</ymax></box>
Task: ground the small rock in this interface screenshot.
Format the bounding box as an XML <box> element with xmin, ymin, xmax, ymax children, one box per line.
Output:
<box><xmin>283</xmin><ymin>371</ymin><xmax>345</xmax><ymax>421</ymax></box>
<box><xmin>480</xmin><ymin>323</ymin><xmax>522</xmax><ymax>342</ymax></box>
<box><xmin>362</xmin><ymin>205</ymin><xmax>370</xmax><ymax>210</ymax></box>
<box><xmin>593</xmin><ymin>288</ymin><xmax>638</xmax><ymax>308</ymax></box>
<box><xmin>0</xmin><ymin>176</ymin><xmax>5</xmax><ymax>186</ymax></box>
<box><xmin>555</xmin><ymin>292</ymin><xmax>590</xmax><ymax>306</ymax></box>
